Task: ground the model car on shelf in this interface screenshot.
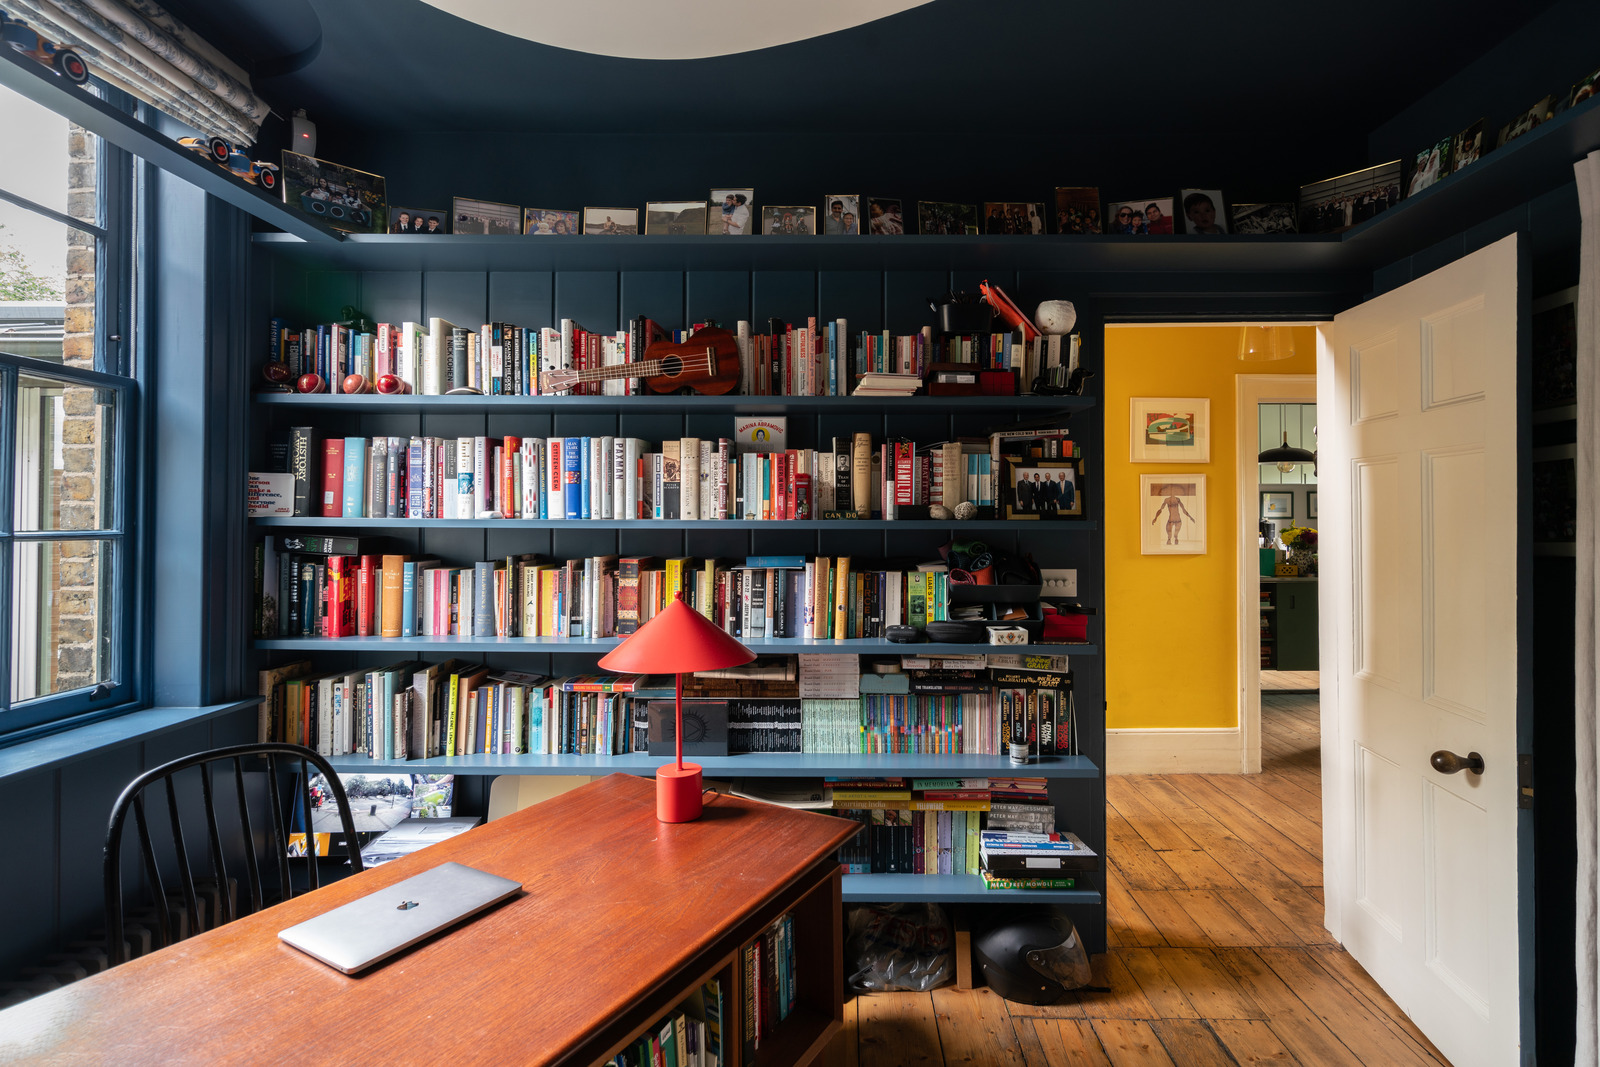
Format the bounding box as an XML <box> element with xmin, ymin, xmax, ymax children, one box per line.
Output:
<box><xmin>177</xmin><ymin>136</ymin><xmax>279</xmax><ymax>191</ymax></box>
<box><xmin>2</xmin><ymin>14</ymin><xmax>89</xmax><ymax>84</ymax></box>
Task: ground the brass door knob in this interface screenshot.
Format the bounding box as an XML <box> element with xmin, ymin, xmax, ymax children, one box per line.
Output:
<box><xmin>1430</xmin><ymin>750</ymin><xmax>1485</xmax><ymax>775</ymax></box>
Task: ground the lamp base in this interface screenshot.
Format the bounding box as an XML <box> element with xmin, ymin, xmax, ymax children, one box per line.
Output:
<box><xmin>656</xmin><ymin>762</ymin><xmax>703</xmax><ymax>822</ymax></box>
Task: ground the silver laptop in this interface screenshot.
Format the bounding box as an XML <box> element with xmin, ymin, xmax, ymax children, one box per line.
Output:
<box><xmin>279</xmin><ymin>861</ymin><xmax>521</xmax><ymax>973</ymax></box>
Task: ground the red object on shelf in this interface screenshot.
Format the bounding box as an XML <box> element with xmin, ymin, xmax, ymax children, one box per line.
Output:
<box><xmin>1042</xmin><ymin>605</ymin><xmax>1089</xmax><ymax>643</ymax></box>
<box><xmin>978</xmin><ymin>370</ymin><xmax>1015</xmax><ymax>396</ymax></box>
<box><xmin>598</xmin><ymin>592</ymin><xmax>754</xmax><ymax>822</ymax></box>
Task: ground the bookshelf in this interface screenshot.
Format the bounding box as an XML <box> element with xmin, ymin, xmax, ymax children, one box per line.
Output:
<box><xmin>246</xmin><ymin>239</ymin><xmax>1108</xmax><ymax>944</ymax></box>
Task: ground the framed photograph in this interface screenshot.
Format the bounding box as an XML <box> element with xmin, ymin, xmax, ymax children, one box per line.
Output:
<box><xmin>1298</xmin><ymin>160</ymin><xmax>1401</xmax><ymax>234</ymax></box>
<box><xmin>1052</xmin><ymin>187</ymin><xmax>1101</xmax><ymax>234</ymax></box>
<box><xmin>583</xmin><ymin>207</ymin><xmax>639</xmax><ymax>235</ymax></box>
<box><xmin>451</xmin><ymin>197</ymin><xmax>521</xmax><ymax>235</ymax></box>
<box><xmin>917</xmin><ymin>201</ymin><xmax>978</xmax><ymax>235</ymax></box>
<box><xmin>1179</xmin><ymin>189</ymin><xmax>1228</xmax><ymax>234</ymax></box>
<box><xmin>1261</xmin><ymin>491</ymin><xmax>1294</xmax><ymax>520</ymax></box>
<box><xmin>1451</xmin><ymin>119</ymin><xmax>1486</xmax><ymax>173</ymax></box>
<box><xmin>390</xmin><ymin>205</ymin><xmax>445</xmax><ymax>234</ymax></box>
<box><xmin>708</xmin><ymin>189</ymin><xmax>754</xmax><ymax>235</ymax></box>
<box><xmin>1003</xmin><ymin>458</ymin><xmax>1082</xmax><ymax>520</ymax></box>
<box><xmin>280</xmin><ymin>150</ymin><xmax>387</xmax><ymax>234</ymax></box>
<box><xmin>1130</xmin><ymin>397</ymin><xmax>1210</xmax><ymax>462</ymax></box>
<box><xmin>1407</xmin><ymin>137</ymin><xmax>1453</xmax><ymax>197</ymax></box>
<box><xmin>866</xmin><ymin>196</ymin><xmax>904</xmax><ymax>235</ymax></box>
<box><xmin>645</xmin><ymin>200</ymin><xmax>708</xmax><ymax>235</ymax></box>
<box><xmin>1230</xmin><ymin>202</ymin><xmax>1297</xmax><ymax>235</ymax></box>
<box><xmin>1143</xmin><ymin>476</ymin><xmax>1207</xmax><ymax>555</ymax></box>
<box><xmin>1497</xmin><ymin>95</ymin><xmax>1553</xmax><ymax>147</ymax></box>
<box><xmin>760</xmin><ymin>205</ymin><xmax>816</xmax><ymax>234</ymax></box>
<box><xmin>1573</xmin><ymin>67</ymin><xmax>1600</xmax><ymax>109</ymax></box>
<box><xmin>1307</xmin><ymin>491</ymin><xmax>1318</xmax><ymax>520</ymax></box>
<box><xmin>982</xmin><ymin>202</ymin><xmax>1045</xmax><ymax>235</ymax></box>
<box><xmin>524</xmin><ymin>208</ymin><xmax>579</xmax><ymax>235</ymax></box>
<box><xmin>1106</xmin><ymin>197</ymin><xmax>1175</xmax><ymax>235</ymax></box>
<box><xmin>821</xmin><ymin>195</ymin><xmax>860</xmax><ymax>234</ymax></box>
<box><xmin>1532</xmin><ymin>286</ymin><xmax>1577</xmax><ymax>412</ymax></box>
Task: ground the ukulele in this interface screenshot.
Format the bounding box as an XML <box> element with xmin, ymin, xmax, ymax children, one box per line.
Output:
<box><xmin>537</xmin><ymin>327</ymin><xmax>741</xmax><ymax>395</ymax></box>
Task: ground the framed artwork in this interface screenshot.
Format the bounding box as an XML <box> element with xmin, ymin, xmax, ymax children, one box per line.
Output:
<box><xmin>645</xmin><ymin>201</ymin><xmax>708</xmax><ymax>235</ymax></box>
<box><xmin>1106</xmin><ymin>197</ymin><xmax>1174</xmax><ymax>235</ymax></box>
<box><xmin>821</xmin><ymin>195</ymin><xmax>860</xmax><ymax>234</ymax></box>
<box><xmin>866</xmin><ymin>196</ymin><xmax>904</xmax><ymax>234</ymax></box>
<box><xmin>524</xmin><ymin>208</ymin><xmax>579</xmax><ymax>235</ymax></box>
<box><xmin>1307</xmin><ymin>492</ymin><xmax>1318</xmax><ymax>520</ymax></box>
<box><xmin>760</xmin><ymin>205</ymin><xmax>816</xmax><ymax>234</ymax></box>
<box><xmin>1142</xmin><ymin>476</ymin><xmax>1207</xmax><ymax>555</ymax></box>
<box><xmin>1261</xmin><ymin>491</ymin><xmax>1294</xmax><ymax>520</ymax></box>
<box><xmin>1179</xmin><ymin>189</ymin><xmax>1227</xmax><ymax>234</ymax></box>
<box><xmin>1003</xmin><ymin>458</ymin><xmax>1082</xmax><ymax>520</ymax></box>
<box><xmin>390</xmin><ymin>205</ymin><xmax>445</xmax><ymax>234</ymax></box>
<box><xmin>583</xmin><ymin>207</ymin><xmax>639</xmax><ymax>235</ymax></box>
<box><xmin>1052</xmin><ymin>186</ymin><xmax>1100</xmax><ymax>234</ymax></box>
<box><xmin>982</xmin><ymin>202</ymin><xmax>1044</xmax><ymax>235</ymax></box>
<box><xmin>708</xmin><ymin>189</ymin><xmax>754</xmax><ymax>235</ymax></box>
<box><xmin>280</xmin><ymin>150</ymin><xmax>387</xmax><ymax>234</ymax></box>
<box><xmin>451</xmin><ymin>197</ymin><xmax>521</xmax><ymax>235</ymax></box>
<box><xmin>1130</xmin><ymin>397</ymin><xmax>1210</xmax><ymax>462</ymax></box>
<box><xmin>1298</xmin><ymin>159</ymin><xmax>1401</xmax><ymax>234</ymax></box>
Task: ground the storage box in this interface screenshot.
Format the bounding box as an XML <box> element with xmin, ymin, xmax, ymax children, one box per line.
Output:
<box><xmin>987</xmin><ymin>626</ymin><xmax>1029</xmax><ymax>646</ymax></box>
<box><xmin>1259</xmin><ymin>547</ymin><xmax>1284</xmax><ymax>577</ymax></box>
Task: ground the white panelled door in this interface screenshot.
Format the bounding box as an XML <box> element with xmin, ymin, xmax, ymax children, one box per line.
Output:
<box><xmin>1319</xmin><ymin>234</ymin><xmax>1521</xmax><ymax>1067</ymax></box>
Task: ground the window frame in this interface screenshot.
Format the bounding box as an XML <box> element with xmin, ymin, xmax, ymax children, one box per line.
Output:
<box><xmin>0</xmin><ymin>90</ymin><xmax>139</xmax><ymax>737</ymax></box>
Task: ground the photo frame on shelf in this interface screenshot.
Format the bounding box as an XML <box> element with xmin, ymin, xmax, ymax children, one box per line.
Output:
<box><xmin>1261</xmin><ymin>491</ymin><xmax>1293</xmax><ymax>520</ymax></box>
<box><xmin>917</xmin><ymin>201</ymin><xmax>978</xmax><ymax>235</ymax></box>
<box><xmin>1298</xmin><ymin>159</ymin><xmax>1400</xmax><ymax>234</ymax></box>
<box><xmin>1129</xmin><ymin>397</ymin><xmax>1210</xmax><ymax>462</ymax></box>
<box><xmin>452</xmin><ymin>197</ymin><xmax>522</xmax><ymax>235</ymax></box>
<box><xmin>1230</xmin><ymin>202</ymin><xmax>1297</xmax><ymax>234</ymax></box>
<box><xmin>1497</xmin><ymin>95</ymin><xmax>1552</xmax><ymax>147</ymax></box>
<box><xmin>1407</xmin><ymin>137</ymin><xmax>1453</xmax><ymax>196</ymax></box>
<box><xmin>524</xmin><ymin>208</ymin><xmax>579</xmax><ymax>235</ymax></box>
<box><xmin>583</xmin><ymin>207</ymin><xmax>639</xmax><ymax>235</ymax></box>
<box><xmin>390</xmin><ymin>205</ymin><xmax>445</xmax><ymax>234</ymax></box>
<box><xmin>821</xmin><ymin>194</ymin><xmax>860</xmax><ymax>235</ymax></box>
<box><xmin>760</xmin><ymin>205</ymin><xmax>816</xmax><ymax>234</ymax></box>
<box><xmin>1106</xmin><ymin>197</ymin><xmax>1175</xmax><ymax>235</ymax></box>
<box><xmin>1532</xmin><ymin>286</ymin><xmax>1577</xmax><ymax>414</ymax></box>
<box><xmin>866</xmin><ymin>196</ymin><xmax>904</xmax><ymax>234</ymax></box>
<box><xmin>645</xmin><ymin>200</ymin><xmax>708</xmax><ymax>235</ymax></box>
<box><xmin>1179</xmin><ymin>189</ymin><xmax>1227</xmax><ymax>234</ymax></box>
<box><xmin>1051</xmin><ymin>186</ymin><xmax>1101</xmax><ymax>234</ymax></box>
<box><xmin>1002</xmin><ymin>457</ymin><xmax>1082</xmax><ymax>520</ymax></box>
<box><xmin>1307</xmin><ymin>491</ymin><xmax>1318</xmax><ymax>520</ymax></box>
<box><xmin>708</xmin><ymin>189</ymin><xmax>754</xmax><ymax>235</ymax></box>
<box><xmin>280</xmin><ymin>150</ymin><xmax>387</xmax><ymax>234</ymax></box>
<box><xmin>982</xmin><ymin>202</ymin><xmax>1044</xmax><ymax>235</ymax></box>
<box><xmin>1143</xmin><ymin>475</ymin><xmax>1207</xmax><ymax>555</ymax></box>
<box><xmin>1451</xmin><ymin>119</ymin><xmax>1486</xmax><ymax>172</ymax></box>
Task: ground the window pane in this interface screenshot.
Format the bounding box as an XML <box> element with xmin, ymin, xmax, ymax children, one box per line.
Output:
<box><xmin>0</xmin><ymin>82</ymin><xmax>99</xmax><ymax>224</ymax></box>
<box><xmin>12</xmin><ymin>538</ymin><xmax>113</xmax><ymax>703</ymax></box>
<box><xmin>0</xmin><ymin>206</ymin><xmax>96</xmax><ymax>369</ymax></box>
<box><xmin>15</xmin><ymin>375</ymin><xmax>115</xmax><ymax>532</ymax></box>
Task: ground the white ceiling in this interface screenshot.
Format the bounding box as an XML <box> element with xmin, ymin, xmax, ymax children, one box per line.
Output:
<box><xmin>416</xmin><ymin>0</ymin><xmax>933</xmax><ymax>59</ymax></box>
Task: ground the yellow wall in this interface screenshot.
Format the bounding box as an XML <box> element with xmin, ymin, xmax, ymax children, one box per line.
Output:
<box><xmin>1104</xmin><ymin>326</ymin><xmax>1317</xmax><ymax>729</ymax></box>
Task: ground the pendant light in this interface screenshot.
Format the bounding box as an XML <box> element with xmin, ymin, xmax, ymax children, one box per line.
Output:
<box><xmin>1258</xmin><ymin>430</ymin><xmax>1316</xmax><ymax>473</ymax></box>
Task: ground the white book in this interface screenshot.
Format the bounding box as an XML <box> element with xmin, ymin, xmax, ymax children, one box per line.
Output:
<box><xmin>698</xmin><ymin>439</ymin><xmax>714</xmax><ymax>519</ymax></box>
<box><xmin>603</xmin><ymin>333</ymin><xmax>627</xmax><ymax>396</ymax></box>
<box><xmin>397</xmin><ymin>321</ymin><xmax>426</xmax><ymax>393</ymax></box>
<box><xmin>589</xmin><ymin>437</ymin><xmax>605</xmax><ymax>519</ymax></box>
<box><xmin>623</xmin><ymin>438</ymin><xmax>645</xmax><ymax>520</ymax></box>
<box><xmin>521</xmin><ymin>441</ymin><xmax>539</xmax><ymax>519</ymax></box>
<box><xmin>681</xmin><ymin>438</ymin><xmax>701</xmax><ymax>521</ymax></box>
<box><xmin>598</xmin><ymin>435</ymin><xmax>615</xmax><ymax>519</ymax></box>
<box><xmin>472</xmin><ymin>437</ymin><xmax>489</xmax><ymax>518</ymax></box>
<box><xmin>441</xmin><ymin>439</ymin><xmax>459</xmax><ymax>520</ymax></box>
<box><xmin>886</xmin><ymin>571</ymin><xmax>903</xmax><ymax>627</ymax></box>
<box><xmin>422</xmin><ymin>316</ymin><xmax>456</xmax><ymax>395</ymax></box>
<box><xmin>736</xmin><ymin>319</ymin><xmax>752</xmax><ymax>396</ymax></box>
<box><xmin>454</xmin><ymin>438</ymin><xmax>473</xmax><ymax>519</ymax></box>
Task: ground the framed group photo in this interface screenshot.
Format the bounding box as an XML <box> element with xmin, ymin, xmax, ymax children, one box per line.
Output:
<box><xmin>451</xmin><ymin>197</ymin><xmax>521</xmax><ymax>235</ymax></box>
<box><xmin>1106</xmin><ymin>197</ymin><xmax>1174</xmax><ymax>235</ymax></box>
<box><xmin>982</xmin><ymin>202</ymin><xmax>1044</xmax><ymax>234</ymax></box>
<box><xmin>524</xmin><ymin>208</ymin><xmax>579</xmax><ymax>235</ymax></box>
<box><xmin>1130</xmin><ymin>397</ymin><xmax>1210</xmax><ymax>463</ymax></box>
<box><xmin>1052</xmin><ymin>186</ymin><xmax>1101</xmax><ymax>234</ymax></box>
<box><xmin>390</xmin><ymin>205</ymin><xmax>445</xmax><ymax>234</ymax></box>
<box><xmin>1003</xmin><ymin>458</ymin><xmax>1082</xmax><ymax>520</ymax></box>
<box><xmin>917</xmin><ymin>201</ymin><xmax>977</xmax><ymax>235</ymax></box>
<box><xmin>761</xmin><ymin>205</ymin><xmax>816</xmax><ymax>234</ymax></box>
<box><xmin>281</xmin><ymin>150</ymin><xmax>387</xmax><ymax>234</ymax></box>
<box><xmin>821</xmin><ymin>195</ymin><xmax>860</xmax><ymax>234</ymax></box>
<box><xmin>1142</xmin><ymin>476</ymin><xmax>1207</xmax><ymax>555</ymax></box>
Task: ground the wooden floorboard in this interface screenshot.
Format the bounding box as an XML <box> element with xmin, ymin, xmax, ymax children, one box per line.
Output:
<box><xmin>830</xmin><ymin>695</ymin><xmax>1451</xmax><ymax>1067</ymax></box>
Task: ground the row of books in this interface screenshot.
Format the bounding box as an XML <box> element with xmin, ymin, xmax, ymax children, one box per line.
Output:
<box><xmin>257</xmin><ymin>426</ymin><xmax>1075</xmax><ymax>522</ymax></box>
<box><xmin>268</xmin><ymin>313</ymin><xmax>1080</xmax><ymax>398</ymax></box>
<box><xmin>255</xmin><ymin>543</ymin><xmax>968</xmax><ymax>642</ymax></box>
<box><xmin>605</xmin><ymin>975</ymin><xmax>724</xmax><ymax>1067</ymax></box>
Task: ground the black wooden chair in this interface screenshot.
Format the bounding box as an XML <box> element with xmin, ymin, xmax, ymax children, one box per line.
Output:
<box><xmin>103</xmin><ymin>742</ymin><xmax>365</xmax><ymax>966</ymax></box>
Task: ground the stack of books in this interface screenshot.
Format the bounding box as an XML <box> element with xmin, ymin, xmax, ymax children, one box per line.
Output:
<box><xmin>851</xmin><ymin>372</ymin><xmax>922</xmax><ymax>396</ymax></box>
<box><xmin>978</xmin><ymin>828</ymin><xmax>1097</xmax><ymax>890</ymax></box>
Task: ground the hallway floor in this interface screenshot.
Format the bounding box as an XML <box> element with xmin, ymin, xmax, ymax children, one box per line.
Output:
<box><xmin>820</xmin><ymin>693</ymin><xmax>1452</xmax><ymax>1066</ymax></box>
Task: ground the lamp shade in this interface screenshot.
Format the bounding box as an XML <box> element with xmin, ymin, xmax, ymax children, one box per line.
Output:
<box><xmin>1257</xmin><ymin>430</ymin><xmax>1317</xmax><ymax>469</ymax></box>
<box><xmin>597</xmin><ymin>594</ymin><xmax>755</xmax><ymax>674</ymax></box>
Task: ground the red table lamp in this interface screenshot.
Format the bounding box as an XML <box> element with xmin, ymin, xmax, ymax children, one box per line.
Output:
<box><xmin>597</xmin><ymin>592</ymin><xmax>754</xmax><ymax>822</ymax></box>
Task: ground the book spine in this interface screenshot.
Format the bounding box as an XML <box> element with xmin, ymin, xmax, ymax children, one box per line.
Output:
<box><xmin>289</xmin><ymin>427</ymin><xmax>316</xmax><ymax>516</ymax></box>
<box><xmin>320</xmin><ymin>439</ymin><xmax>345</xmax><ymax>518</ymax></box>
<box><xmin>563</xmin><ymin>438</ymin><xmax>582</xmax><ymax>519</ymax></box>
<box><xmin>341</xmin><ymin>437</ymin><xmax>366</xmax><ymax>518</ymax></box>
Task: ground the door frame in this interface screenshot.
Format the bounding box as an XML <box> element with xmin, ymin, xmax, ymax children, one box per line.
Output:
<box><xmin>1235</xmin><ymin>373</ymin><xmax>1315</xmax><ymax>774</ymax></box>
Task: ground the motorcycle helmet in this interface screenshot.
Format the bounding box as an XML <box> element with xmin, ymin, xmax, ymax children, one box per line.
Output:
<box><xmin>973</xmin><ymin>908</ymin><xmax>1092</xmax><ymax>1004</ymax></box>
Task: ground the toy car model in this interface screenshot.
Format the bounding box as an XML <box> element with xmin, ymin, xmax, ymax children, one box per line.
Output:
<box><xmin>176</xmin><ymin>136</ymin><xmax>279</xmax><ymax>190</ymax></box>
<box><xmin>2</xmin><ymin>14</ymin><xmax>89</xmax><ymax>84</ymax></box>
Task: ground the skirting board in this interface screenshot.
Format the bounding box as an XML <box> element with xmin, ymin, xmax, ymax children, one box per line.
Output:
<box><xmin>1107</xmin><ymin>728</ymin><xmax>1243</xmax><ymax>774</ymax></box>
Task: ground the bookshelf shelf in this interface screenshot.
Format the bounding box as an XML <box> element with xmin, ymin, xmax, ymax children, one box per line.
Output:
<box><xmin>841</xmin><ymin>873</ymin><xmax>1100</xmax><ymax>905</ymax></box>
<box><xmin>250</xmin><ymin>516</ymin><xmax>1098</xmax><ymax>532</ymax></box>
<box><xmin>257</xmin><ymin>636</ymin><xmax>1099</xmax><ymax>655</ymax></box>
<box><xmin>252</xmin><ymin>392</ymin><xmax>1094</xmax><ymax>415</ymax></box>
<box><xmin>322</xmin><ymin>751</ymin><xmax>1100</xmax><ymax>777</ymax></box>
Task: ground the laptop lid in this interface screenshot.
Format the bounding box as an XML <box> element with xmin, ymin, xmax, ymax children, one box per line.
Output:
<box><xmin>279</xmin><ymin>861</ymin><xmax>521</xmax><ymax>974</ymax></box>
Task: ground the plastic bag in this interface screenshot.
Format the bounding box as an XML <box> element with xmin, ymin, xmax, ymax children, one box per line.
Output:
<box><xmin>844</xmin><ymin>902</ymin><xmax>954</xmax><ymax>992</ymax></box>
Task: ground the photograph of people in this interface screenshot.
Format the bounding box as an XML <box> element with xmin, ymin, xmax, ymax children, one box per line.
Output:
<box><xmin>1009</xmin><ymin>465</ymin><xmax>1077</xmax><ymax>518</ymax></box>
<box><xmin>1180</xmin><ymin>190</ymin><xmax>1228</xmax><ymax>234</ymax></box>
<box><xmin>867</xmin><ymin>197</ymin><xmax>904</xmax><ymax>235</ymax></box>
<box><xmin>822</xmin><ymin>195</ymin><xmax>858</xmax><ymax>235</ymax></box>
<box><xmin>708</xmin><ymin>189</ymin><xmax>753</xmax><ymax>235</ymax></box>
<box><xmin>1143</xmin><ymin>200</ymin><xmax>1174</xmax><ymax>234</ymax></box>
<box><xmin>1108</xmin><ymin>201</ymin><xmax>1147</xmax><ymax>234</ymax></box>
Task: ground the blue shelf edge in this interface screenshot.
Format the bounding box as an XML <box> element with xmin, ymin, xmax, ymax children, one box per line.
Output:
<box><xmin>252</xmin><ymin>392</ymin><xmax>1093</xmax><ymax>412</ymax></box>
<box><xmin>258</xmin><ymin>637</ymin><xmax>1098</xmax><ymax>655</ymax></box>
<box><xmin>322</xmin><ymin>752</ymin><xmax>1099</xmax><ymax>777</ymax></box>
<box><xmin>841</xmin><ymin>874</ymin><xmax>1100</xmax><ymax>905</ymax></box>
<box><xmin>250</xmin><ymin>516</ymin><xmax>1097</xmax><ymax>532</ymax></box>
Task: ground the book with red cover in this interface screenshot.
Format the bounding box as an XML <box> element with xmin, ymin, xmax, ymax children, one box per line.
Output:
<box><xmin>356</xmin><ymin>555</ymin><xmax>378</xmax><ymax>637</ymax></box>
<box><xmin>320</xmin><ymin>439</ymin><xmax>345</xmax><ymax>517</ymax></box>
<box><xmin>500</xmin><ymin>436</ymin><xmax>522</xmax><ymax>518</ymax></box>
<box><xmin>325</xmin><ymin>556</ymin><xmax>354</xmax><ymax>638</ymax></box>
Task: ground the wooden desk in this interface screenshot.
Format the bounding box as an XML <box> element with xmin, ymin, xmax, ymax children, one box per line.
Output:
<box><xmin>0</xmin><ymin>774</ymin><xmax>858</xmax><ymax>1066</ymax></box>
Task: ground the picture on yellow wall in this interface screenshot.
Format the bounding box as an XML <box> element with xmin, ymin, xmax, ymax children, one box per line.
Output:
<box><xmin>1130</xmin><ymin>397</ymin><xmax>1210</xmax><ymax>462</ymax></box>
<box><xmin>1142</xmin><ymin>475</ymin><xmax>1206</xmax><ymax>555</ymax></box>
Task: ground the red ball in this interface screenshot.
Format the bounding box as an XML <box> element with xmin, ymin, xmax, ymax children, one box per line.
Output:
<box><xmin>262</xmin><ymin>361</ymin><xmax>292</xmax><ymax>384</ymax></box>
<box><xmin>342</xmin><ymin>374</ymin><xmax>372</xmax><ymax>394</ymax></box>
<box><xmin>296</xmin><ymin>373</ymin><xmax>326</xmax><ymax>394</ymax></box>
<box><xmin>376</xmin><ymin>373</ymin><xmax>408</xmax><ymax>395</ymax></box>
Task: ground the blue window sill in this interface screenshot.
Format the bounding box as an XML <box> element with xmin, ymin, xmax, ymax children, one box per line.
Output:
<box><xmin>0</xmin><ymin>699</ymin><xmax>261</xmax><ymax>783</ymax></box>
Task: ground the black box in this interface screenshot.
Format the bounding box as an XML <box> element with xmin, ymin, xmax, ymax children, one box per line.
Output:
<box><xmin>647</xmin><ymin>698</ymin><xmax>730</xmax><ymax>756</ymax></box>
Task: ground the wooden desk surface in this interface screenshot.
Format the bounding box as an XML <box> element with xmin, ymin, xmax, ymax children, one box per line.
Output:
<box><xmin>0</xmin><ymin>774</ymin><xmax>858</xmax><ymax>1066</ymax></box>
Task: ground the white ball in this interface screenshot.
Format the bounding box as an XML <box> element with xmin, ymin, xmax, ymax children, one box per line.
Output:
<box><xmin>1036</xmin><ymin>299</ymin><xmax>1077</xmax><ymax>335</ymax></box>
<box><xmin>954</xmin><ymin>500</ymin><xmax>977</xmax><ymax>520</ymax></box>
